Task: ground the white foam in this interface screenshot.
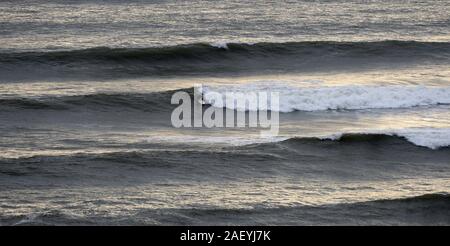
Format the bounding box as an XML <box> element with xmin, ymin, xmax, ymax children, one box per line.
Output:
<box><xmin>209</xmin><ymin>41</ymin><xmax>257</xmax><ymax>49</ymax></box>
<box><xmin>202</xmin><ymin>84</ymin><xmax>450</xmax><ymax>112</ymax></box>
<box><xmin>210</xmin><ymin>42</ymin><xmax>229</xmax><ymax>49</ymax></box>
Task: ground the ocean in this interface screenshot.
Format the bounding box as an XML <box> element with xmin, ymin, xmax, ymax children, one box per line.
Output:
<box><xmin>0</xmin><ymin>0</ymin><xmax>449</xmax><ymax>225</ymax></box>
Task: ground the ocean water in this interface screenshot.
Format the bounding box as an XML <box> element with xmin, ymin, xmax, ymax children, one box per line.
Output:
<box><xmin>0</xmin><ymin>0</ymin><xmax>450</xmax><ymax>225</ymax></box>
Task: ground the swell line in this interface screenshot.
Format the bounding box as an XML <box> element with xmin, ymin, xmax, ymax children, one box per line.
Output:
<box><xmin>1</xmin><ymin>41</ymin><xmax>449</xmax><ymax>81</ymax></box>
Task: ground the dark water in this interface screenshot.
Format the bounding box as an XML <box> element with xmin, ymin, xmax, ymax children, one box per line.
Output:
<box><xmin>1</xmin><ymin>41</ymin><xmax>450</xmax><ymax>81</ymax></box>
<box><xmin>7</xmin><ymin>193</ymin><xmax>450</xmax><ymax>226</ymax></box>
<box><xmin>1</xmin><ymin>0</ymin><xmax>450</xmax><ymax>225</ymax></box>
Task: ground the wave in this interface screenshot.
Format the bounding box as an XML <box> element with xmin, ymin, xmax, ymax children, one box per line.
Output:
<box><xmin>3</xmin><ymin>41</ymin><xmax>449</xmax><ymax>63</ymax></box>
<box><xmin>1</xmin><ymin>41</ymin><xmax>450</xmax><ymax>80</ymax></box>
<box><xmin>146</xmin><ymin>129</ymin><xmax>450</xmax><ymax>149</ymax></box>
<box><xmin>159</xmin><ymin>193</ymin><xmax>450</xmax><ymax>225</ymax></box>
<box><xmin>4</xmin><ymin>193</ymin><xmax>450</xmax><ymax>225</ymax></box>
<box><xmin>2</xmin><ymin>130</ymin><xmax>448</xmax><ymax>163</ymax></box>
<box><xmin>276</xmin><ymin>129</ymin><xmax>450</xmax><ymax>150</ymax></box>
<box><xmin>2</xmin><ymin>84</ymin><xmax>450</xmax><ymax>113</ymax></box>
<box><xmin>380</xmin><ymin>193</ymin><xmax>450</xmax><ymax>203</ymax></box>
<box><xmin>0</xmin><ymin>89</ymin><xmax>190</xmax><ymax>111</ymax></box>
<box><xmin>202</xmin><ymin>84</ymin><xmax>450</xmax><ymax>112</ymax></box>
<box><xmin>146</xmin><ymin>128</ymin><xmax>450</xmax><ymax>150</ymax></box>
<box><xmin>147</xmin><ymin>131</ymin><xmax>450</xmax><ymax>149</ymax></box>
<box><xmin>1</xmin><ymin>131</ymin><xmax>447</xmax><ymax>163</ymax></box>
<box><xmin>321</xmin><ymin>129</ymin><xmax>450</xmax><ymax>150</ymax></box>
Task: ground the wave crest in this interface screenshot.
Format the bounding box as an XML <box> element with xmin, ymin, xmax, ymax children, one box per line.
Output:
<box><xmin>202</xmin><ymin>84</ymin><xmax>450</xmax><ymax>112</ymax></box>
<box><xmin>3</xmin><ymin>84</ymin><xmax>450</xmax><ymax>115</ymax></box>
<box><xmin>203</xmin><ymin>84</ymin><xmax>450</xmax><ymax>113</ymax></box>
<box><xmin>278</xmin><ymin>128</ymin><xmax>450</xmax><ymax>150</ymax></box>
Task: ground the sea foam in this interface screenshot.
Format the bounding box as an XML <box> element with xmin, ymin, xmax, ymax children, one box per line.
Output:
<box><xmin>202</xmin><ymin>84</ymin><xmax>450</xmax><ymax>112</ymax></box>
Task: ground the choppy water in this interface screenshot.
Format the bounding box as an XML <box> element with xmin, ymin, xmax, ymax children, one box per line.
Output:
<box><xmin>0</xmin><ymin>0</ymin><xmax>449</xmax><ymax>225</ymax></box>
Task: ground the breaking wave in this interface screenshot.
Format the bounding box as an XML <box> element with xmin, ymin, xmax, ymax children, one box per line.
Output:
<box><xmin>277</xmin><ymin>129</ymin><xmax>450</xmax><ymax>150</ymax></box>
<box><xmin>2</xmin><ymin>84</ymin><xmax>450</xmax><ymax>114</ymax></box>
<box><xmin>202</xmin><ymin>84</ymin><xmax>450</xmax><ymax>112</ymax></box>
